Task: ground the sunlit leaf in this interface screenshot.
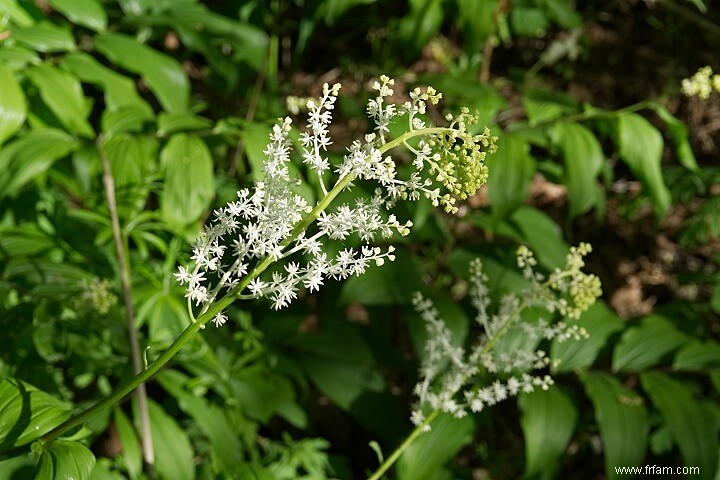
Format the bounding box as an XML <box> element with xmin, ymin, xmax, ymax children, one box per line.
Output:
<box><xmin>33</xmin><ymin>440</ymin><xmax>95</xmax><ymax>480</ymax></box>
<box><xmin>47</xmin><ymin>0</ymin><xmax>107</xmax><ymax>31</ymax></box>
<box><xmin>11</xmin><ymin>21</ymin><xmax>76</xmax><ymax>52</ymax></box>
<box><xmin>0</xmin><ymin>62</ymin><xmax>26</xmax><ymax>145</ymax></box>
<box><xmin>143</xmin><ymin>400</ymin><xmax>194</xmax><ymax>480</ymax></box>
<box><xmin>612</xmin><ymin>315</ymin><xmax>688</xmax><ymax>372</ymax></box>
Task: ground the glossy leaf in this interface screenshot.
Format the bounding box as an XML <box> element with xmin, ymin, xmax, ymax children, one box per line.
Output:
<box><xmin>100</xmin><ymin>105</ymin><xmax>154</xmax><ymax>136</ymax></box>
<box><xmin>26</xmin><ymin>65</ymin><xmax>94</xmax><ymax>137</ymax></box>
<box><xmin>581</xmin><ymin>372</ymin><xmax>648</xmax><ymax>479</ymax></box>
<box><xmin>0</xmin><ymin>128</ymin><xmax>79</xmax><ymax>199</ymax></box>
<box><xmin>615</xmin><ymin>113</ymin><xmax>671</xmax><ymax>217</ymax></box>
<box><xmin>673</xmin><ymin>341</ymin><xmax>720</xmax><ymax>371</ymax></box>
<box><xmin>60</xmin><ymin>53</ymin><xmax>152</xmax><ymax>114</ymax></box>
<box><xmin>519</xmin><ymin>387</ymin><xmax>577</xmax><ymax>479</ymax></box>
<box><xmin>486</xmin><ymin>133</ymin><xmax>536</xmax><ymax>219</ymax></box>
<box><xmin>396</xmin><ymin>413</ymin><xmax>474</xmax><ymax>480</ymax></box>
<box><xmin>640</xmin><ymin>372</ymin><xmax>718</xmax><ymax>480</ymax></box>
<box><xmin>0</xmin><ymin>378</ymin><xmax>70</xmax><ymax>451</ymax></box>
<box><xmin>94</xmin><ymin>33</ymin><xmax>189</xmax><ymax>113</ymax></box>
<box><xmin>34</xmin><ymin>440</ymin><xmax>95</xmax><ymax>480</ymax></box>
<box><xmin>48</xmin><ymin>0</ymin><xmax>107</xmax><ymax>31</ymax></box>
<box><xmin>0</xmin><ymin>0</ymin><xmax>35</xmax><ymax>27</ymax></box>
<box><xmin>551</xmin><ymin>301</ymin><xmax>624</xmax><ymax>373</ymax></box>
<box><xmin>144</xmin><ymin>400</ymin><xmax>194</xmax><ymax>480</ymax></box>
<box><xmin>0</xmin><ymin>62</ymin><xmax>26</xmax><ymax>145</ymax></box>
<box><xmin>551</xmin><ymin>122</ymin><xmax>604</xmax><ymax>217</ymax></box>
<box><xmin>11</xmin><ymin>22</ymin><xmax>76</xmax><ymax>52</ymax></box>
<box><xmin>612</xmin><ymin>315</ymin><xmax>688</xmax><ymax>372</ymax></box>
<box><xmin>112</xmin><ymin>408</ymin><xmax>141</xmax><ymax>480</ymax></box>
<box><xmin>0</xmin><ymin>45</ymin><xmax>40</xmax><ymax>70</ymax></box>
<box><xmin>160</xmin><ymin>134</ymin><xmax>215</xmax><ymax>226</ymax></box>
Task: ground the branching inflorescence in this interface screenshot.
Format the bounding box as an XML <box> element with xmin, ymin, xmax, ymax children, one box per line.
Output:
<box><xmin>410</xmin><ymin>244</ymin><xmax>601</xmax><ymax>429</ymax></box>
<box><xmin>175</xmin><ymin>76</ymin><xmax>497</xmax><ymax>324</ymax></box>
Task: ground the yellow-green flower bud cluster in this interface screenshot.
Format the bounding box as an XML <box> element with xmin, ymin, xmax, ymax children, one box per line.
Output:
<box><xmin>681</xmin><ymin>66</ymin><xmax>720</xmax><ymax>99</ymax></box>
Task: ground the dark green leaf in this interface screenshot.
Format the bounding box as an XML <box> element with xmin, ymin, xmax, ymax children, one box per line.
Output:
<box><xmin>11</xmin><ymin>21</ymin><xmax>76</xmax><ymax>52</ymax></box>
<box><xmin>551</xmin><ymin>301</ymin><xmax>624</xmax><ymax>373</ymax></box>
<box><xmin>144</xmin><ymin>400</ymin><xmax>194</xmax><ymax>480</ymax></box>
<box><xmin>34</xmin><ymin>440</ymin><xmax>95</xmax><ymax>480</ymax></box>
<box><xmin>112</xmin><ymin>408</ymin><xmax>141</xmax><ymax>479</ymax></box>
<box><xmin>396</xmin><ymin>413</ymin><xmax>474</xmax><ymax>480</ymax></box>
<box><xmin>94</xmin><ymin>33</ymin><xmax>189</xmax><ymax>113</ymax></box>
<box><xmin>550</xmin><ymin>122</ymin><xmax>604</xmax><ymax>217</ymax></box>
<box><xmin>160</xmin><ymin>134</ymin><xmax>215</xmax><ymax>226</ymax></box>
<box><xmin>612</xmin><ymin>315</ymin><xmax>688</xmax><ymax>372</ymax></box>
<box><xmin>651</xmin><ymin>104</ymin><xmax>699</xmax><ymax>172</ymax></box>
<box><xmin>0</xmin><ymin>62</ymin><xmax>27</xmax><ymax>145</ymax></box>
<box><xmin>47</xmin><ymin>0</ymin><xmax>107</xmax><ymax>31</ymax></box>
<box><xmin>101</xmin><ymin>133</ymin><xmax>157</xmax><ymax>204</ymax></box>
<box><xmin>511</xmin><ymin>205</ymin><xmax>568</xmax><ymax>269</ymax></box>
<box><xmin>0</xmin><ymin>128</ymin><xmax>79</xmax><ymax>199</ymax></box>
<box><xmin>581</xmin><ymin>372</ymin><xmax>648</xmax><ymax>479</ymax></box>
<box><xmin>640</xmin><ymin>372</ymin><xmax>718</xmax><ymax>480</ymax></box>
<box><xmin>615</xmin><ymin>113</ymin><xmax>671</xmax><ymax>217</ymax></box>
<box><xmin>486</xmin><ymin>133</ymin><xmax>536</xmax><ymax>219</ymax></box>
<box><xmin>0</xmin><ymin>378</ymin><xmax>70</xmax><ymax>451</ymax></box>
<box><xmin>537</xmin><ymin>0</ymin><xmax>582</xmax><ymax>28</ymax></box>
<box><xmin>673</xmin><ymin>341</ymin><xmax>720</xmax><ymax>371</ymax></box>
<box><xmin>26</xmin><ymin>65</ymin><xmax>94</xmax><ymax>137</ymax></box>
<box><xmin>519</xmin><ymin>387</ymin><xmax>577</xmax><ymax>479</ymax></box>
<box><xmin>523</xmin><ymin>89</ymin><xmax>578</xmax><ymax>125</ymax></box>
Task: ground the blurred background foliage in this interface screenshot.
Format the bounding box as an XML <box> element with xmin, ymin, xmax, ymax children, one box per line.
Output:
<box><xmin>0</xmin><ymin>0</ymin><xmax>719</xmax><ymax>478</ymax></box>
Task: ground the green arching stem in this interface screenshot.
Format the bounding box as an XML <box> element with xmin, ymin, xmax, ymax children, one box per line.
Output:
<box><xmin>35</xmin><ymin>125</ymin><xmax>455</xmax><ymax>449</ymax></box>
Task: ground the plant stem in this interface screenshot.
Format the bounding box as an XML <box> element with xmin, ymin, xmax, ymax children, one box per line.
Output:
<box><xmin>366</xmin><ymin>411</ymin><xmax>439</xmax><ymax>480</ymax></box>
<box><xmin>480</xmin><ymin>0</ymin><xmax>510</xmax><ymax>82</ymax></box>
<box><xmin>98</xmin><ymin>139</ymin><xmax>155</xmax><ymax>473</ymax></box>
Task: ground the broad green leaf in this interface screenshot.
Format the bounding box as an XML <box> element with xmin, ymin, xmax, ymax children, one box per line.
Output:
<box><xmin>157</xmin><ymin>113</ymin><xmax>212</xmax><ymax>136</ymax></box>
<box><xmin>47</xmin><ymin>0</ymin><xmax>107</xmax><ymax>31</ymax></box>
<box><xmin>4</xmin><ymin>259</ymin><xmax>92</xmax><ymax>284</ymax></box>
<box><xmin>322</xmin><ymin>0</ymin><xmax>376</xmax><ymax>24</ymax></box>
<box><xmin>34</xmin><ymin>440</ymin><xmax>95</xmax><ymax>480</ymax></box>
<box><xmin>612</xmin><ymin>315</ymin><xmax>688</xmax><ymax>372</ymax></box>
<box><xmin>0</xmin><ymin>128</ymin><xmax>79</xmax><ymax>199</ymax></box>
<box><xmin>26</xmin><ymin>65</ymin><xmax>94</xmax><ymax>137</ymax></box>
<box><xmin>511</xmin><ymin>6</ymin><xmax>550</xmax><ymax>37</ymax></box>
<box><xmin>100</xmin><ymin>105</ymin><xmax>154</xmax><ymax>136</ymax></box>
<box><xmin>11</xmin><ymin>22</ymin><xmax>76</xmax><ymax>52</ymax></box>
<box><xmin>0</xmin><ymin>456</ymin><xmax>34</xmax><ymax>480</ymax></box>
<box><xmin>160</xmin><ymin>134</ymin><xmax>215</xmax><ymax>226</ymax></box>
<box><xmin>640</xmin><ymin>372</ymin><xmax>718</xmax><ymax>480</ymax></box>
<box><xmin>94</xmin><ymin>33</ymin><xmax>189</xmax><ymax>113</ymax></box>
<box><xmin>60</xmin><ymin>53</ymin><xmax>152</xmax><ymax>114</ymax></box>
<box><xmin>0</xmin><ymin>45</ymin><xmax>40</xmax><ymax>70</ymax></box>
<box><xmin>551</xmin><ymin>301</ymin><xmax>624</xmax><ymax>373</ymax></box>
<box><xmin>0</xmin><ymin>0</ymin><xmax>35</xmax><ymax>27</ymax></box>
<box><xmin>511</xmin><ymin>205</ymin><xmax>569</xmax><ymax>269</ymax></box>
<box><xmin>144</xmin><ymin>400</ymin><xmax>194</xmax><ymax>480</ymax></box>
<box><xmin>101</xmin><ymin>133</ymin><xmax>157</xmax><ymax>202</ymax></box>
<box><xmin>537</xmin><ymin>0</ymin><xmax>582</xmax><ymax>28</ymax></box>
<box><xmin>135</xmin><ymin>291</ymin><xmax>187</xmax><ymax>347</ymax></box>
<box><xmin>651</xmin><ymin>104</ymin><xmax>699</xmax><ymax>172</ymax></box>
<box><xmin>523</xmin><ymin>89</ymin><xmax>578</xmax><ymax>125</ymax></box>
<box><xmin>615</xmin><ymin>113</ymin><xmax>671</xmax><ymax>217</ymax></box>
<box><xmin>0</xmin><ymin>62</ymin><xmax>26</xmax><ymax>145</ymax></box>
<box><xmin>550</xmin><ymin>122</ymin><xmax>604</xmax><ymax>217</ymax></box>
<box><xmin>486</xmin><ymin>133</ymin><xmax>536</xmax><ymax>219</ymax></box>
<box><xmin>113</xmin><ymin>409</ymin><xmax>141</xmax><ymax>480</ymax></box>
<box><xmin>0</xmin><ymin>378</ymin><xmax>70</xmax><ymax>451</ymax></box>
<box><xmin>519</xmin><ymin>387</ymin><xmax>577</xmax><ymax>479</ymax></box>
<box><xmin>455</xmin><ymin>0</ymin><xmax>497</xmax><ymax>52</ymax></box>
<box><xmin>673</xmin><ymin>341</ymin><xmax>720</xmax><ymax>371</ymax></box>
<box><xmin>581</xmin><ymin>372</ymin><xmax>648</xmax><ymax>479</ymax></box>
<box><xmin>396</xmin><ymin>413</ymin><xmax>474</xmax><ymax>480</ymax></box>
<box><xmin>398</xmin><ymin>0</ymin><xmax>444</xmax><ymax>54</ymax></box>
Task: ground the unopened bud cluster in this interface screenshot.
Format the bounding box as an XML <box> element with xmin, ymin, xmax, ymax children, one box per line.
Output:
<box><xmin>175</xmin><ymin>76</ymin><xmax>497</xmax><ymax>325</ymax></box>
<box><xmin>681</xmin><ymin>66</ymin><xmax>720</xmax><ymax>99</ymax></box>
<box><xmin>410</xmin><ymin>244</ymin><xmax>600</xmax><ymax>429</ymax></box>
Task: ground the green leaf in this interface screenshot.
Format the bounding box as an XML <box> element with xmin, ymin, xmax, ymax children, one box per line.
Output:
<box><xmin>551</xmin><ymin>301</ymin><xmax>624</xmax><ymax>373</ymax></box>
<box><xmin>581</xmin><ymin>372</ymin><xmax>648</xmax><ymax>479</ymax></box>
<box><xmin>144</xmin><ymin>400</ymin><xmax>194</xmax><ymax>480</ymax></box>
<box><xmin>612</xmin><ymin>315</ymin><xmax>688</xmax><ymax>372</ymax></box>
<box><xmin>0</xmin><ymin>128</ymin><xmax>79</xmax><ymax>199</ymax></box>
<box><xmin>615</xmin><ymin>113</ymin><xmax>671</xmax><ymax>217</ymax></box>
<box><xmin>322</xmin><ymin>0</ymin><xmax>376</xmax><ymax>24</ymax></box>
<box><xmin>47</xmin><ymin>0</ymin><xmax>107</xmax><ymax>31</ymax></box>
<box><xmin>0</xmin><ymin>378</ymin><xmax>70</xmax><ymax>451</ymax></box>
<box><xmin>34</xmin><ymin>440</ymin><xmax>95</xmax><ymax>480</ymax></box>
<box><xmin>511</xmin><ymin>206</ymin><xmax>569</xmax><ymax>269</ymax></box>
<box><xmin>0</xmin><ymin>45</ymin><xmax>41</xmax><ymax>70</ymax></box>
<box><xmin>94</xmin><ymin>33</ymin><xmax>189</xmax><ymax>113</ymax></box>
<box><xmin>11</xmin><ymin>21</ymin><xmax>76</xmax><ymax>52</ymax></box>
<box><xmin>519</xmin><ymin>387</ymin><xmax>577</xmax><ymax>479</ymax></box>
<box><xmin>101</xmin><ymin>133</ymin><xmax>157</xmax><ymax>204</ymax></box>
<box><xmin>523</xmin><ymin>89</ymin><xmax>578</xmax><ymax>125</ymax></box>
<box><xmin>112</xmin><ymin>408</ymin><xmax>141</xmax><ymax>479</ymax></box>
<box><xmin>157</xmin><ymin>113</ymin><xmax>212</xmax><ymax>136</ymax></box>
<box><xmin>339</xmin><ymin>250</ymin><xmax>424</xmax><ymax>306</ymax></box>
<box><xmin>455</xmin><ymin>0</ymin><xmax>497</xmax><ymax>52</ymax></box>
<box><xmin>160</xmin><ymin>134</ymin><xmax>215</xmax><ymax>226</ymax></box>
<box><xmin>0</xmin><ymin>62</ymin><xmax>26</xmax><ymax>145</ymax></box>
<box><xmin>536</xmin><ymin>0</ymin><xmax>582</xmax><ymax>28</ymax></box>
<box><xmin>550</xmin><ymin>122</ymin><xmax>604</xmax><ymax>217</ymax></box>
<box><xmin>396</xmin><ymin>413</ymin><xmax>474</xmax><ymax>480</ymax></box>
<box><xmin>0</xmin><ymin>0</ymin><xmax>35</xmax><ymax>27</ymax></box>
<box><xmin>60</xmin><ymin>53</ymin><xmax>152</xmax><ymax>114</ymax></box>
<box><xmin>651</xmin><ymin>104</ymin><xmax>699</xmax><ymax>172</ymax></box>
<box><xmin>673</xmin><ymin>341</ymin><xmax>720</xmax><ymax>371</ymax></box>
<box><xmin>26</xmin><ymin>65</ymin><xmax>94</xmax><ymax>137</ymax></box>
<box><xmin>486</xmin><ymin>133</ymin><xmax>536</xmax><ymax>219</ymax></box>
<box><xmin>640</xmin><ymin>372</ymin><xmax>718</xmax><ymax>480</ymax></box>
<box><xmin>100</xmin><ymin>105</ymin><xmax>154</xmax><ymax>136</ymax></box>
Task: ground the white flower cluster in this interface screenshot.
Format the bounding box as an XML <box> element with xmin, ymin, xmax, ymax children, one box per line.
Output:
<box><xmin>175</xmin><ymin>77</ymin><xmax>497</xmax><ymax>325</ymax></box>
<box><xmin>410</xmin><ymin>245</ymin><xmax>600</xmax><ymax>429</ymax></box>
<box><xmin>681</xmin><ymin>66</ymin><xmax>720</xmax><ymax>99</ymax></box>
